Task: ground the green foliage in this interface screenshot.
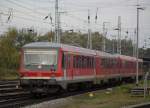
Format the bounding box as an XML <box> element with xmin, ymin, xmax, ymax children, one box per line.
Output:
<box><xmin>37</xmin><ymin>31</ymin><xmax>54</xmax><ymax>42</ymax></box>
<box><xmin>0</xmin><ymin>28</ymin><xmax>19</xmax><ymax>69</ymax></box>
<box><xmin>59</xmin><ymin>83</ymin><xmax>150</xmax><ymax>108</ymax></box>
<box><xmin>15</xmin><ymin>29</ymin><xmax>38</xmax><ymax>49</ymax></box>
<box><xmin>139</xmin><ymin>48</ymin><xmax>150</xmax><ymax>58</ymax></box>
<box><xmin>0</xmin><ymin>68</ymin><xmax>18</xmax><ymax>80</ymax></box>
<box><xmin>121</xmin><ymin>39</ymin><xmax>134</xmax><ymax>56</ymax></box>
<box><xmin>92</xmin><ymin>32</ymin><xmax>103</xmax><ymax>50</ymax></box>
<box><xmin>0</xmin><ymin>28</ymin><xmax>38</xmax><ymax>79</ymax></box>
<box><xmin>61</xmin><ymin>31</ymin><xmax>88</xmax><ymax>47</ymax></box>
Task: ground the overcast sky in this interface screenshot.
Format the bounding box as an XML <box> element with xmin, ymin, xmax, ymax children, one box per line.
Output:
<box><xmin>0</xmin><ymin>0</ymin><xmax>150</xmax><ymax>47</ymax></box>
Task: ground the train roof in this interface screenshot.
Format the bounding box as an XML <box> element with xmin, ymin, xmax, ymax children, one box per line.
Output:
<box><xmin>114</xmin><ymin>54</ymin><xmax>143</xmax><ymax>62</ymax></box>
<box><xmin>95</xmin><ymin>50</ymin><xmax>114</xmax><ymax>58</ymax></box>
<box><xmin>23</xmin><ymin>42</ymin><xmax>96</xmax><ymax>56</ymax></box>
<box><xmin>23</xmin><ymin>42</ymin><xmax>143</xmax><ymax>62</ymax></box>
<box><xmin>23</xmin><ymin>42</ymin><xmax>114</xmax><ymax>57</ymax></box>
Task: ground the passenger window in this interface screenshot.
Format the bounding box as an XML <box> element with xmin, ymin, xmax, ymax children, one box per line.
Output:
<box><xmin>62</xmin><ymin>54</ymin><xmax>65</xmax><ymax>69</ymax></box>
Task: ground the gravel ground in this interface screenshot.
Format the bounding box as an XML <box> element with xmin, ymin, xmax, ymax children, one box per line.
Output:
<box><xmin>23</xmin><ymin>97</ymin><xmax>72</xmax><ymax>108</ymax></box>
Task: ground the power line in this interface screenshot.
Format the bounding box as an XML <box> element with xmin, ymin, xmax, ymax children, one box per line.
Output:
<box><xmin>5</xmin><ymin>0</ymin><xmax>47</xmax><ymax>16</ymax></box>
<box><xmin>0</xmin><ymin>9</ymin><xmax>52</xmax><ymax>25</ymax></box>
<box><xmin>13</xmin><ymin>0</ymin><xmax>55</xmax><ymax>11</ymax></box>
<box><xmin>0</xmin><ymin>5</ymin><xmax>49</xmax><ymax>22</ymax></box>
<box><xmin>1</xmin><ymin>11</ymin><xmax>52</xmax><ymax>26</ymax></box>
<box><xmin>0</xmin><ymin>3</ymin><xmax>55</xmax><ymax>26</ymax></box>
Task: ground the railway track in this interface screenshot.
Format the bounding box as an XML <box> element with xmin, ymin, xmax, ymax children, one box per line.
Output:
<box><xmin>0</xmin><ymin>80</ymin><xmax>31</xmax><ymax>108</ymax></box>
<box><xmin>0</xmin><ymin>80</ymin><xmax>125</xmax><ymax>108</ymax></box>
<box><xmin>0</xmin><ymin>80</ymin><xmax>105</xmax><ymax>108</ymax></box>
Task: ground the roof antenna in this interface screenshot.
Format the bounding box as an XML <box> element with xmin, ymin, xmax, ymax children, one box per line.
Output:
<box><xmin>6</xmin><ymin>8</ymin><xmax>13</xmax><ymax>23</ymax></box>
<box><xmin>95</xmin><ymin>8</ymin><xmax>98</xmax><ymax>24</ymax></box>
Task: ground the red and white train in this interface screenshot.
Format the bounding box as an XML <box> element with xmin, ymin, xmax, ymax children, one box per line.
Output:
<box><xmin>19</xmin><ymin>42</ymin><xmax>143</xmax><ymax>93</ymax></box>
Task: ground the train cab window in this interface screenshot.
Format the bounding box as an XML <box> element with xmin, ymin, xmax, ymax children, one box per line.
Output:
<box><xmin>24</xmin><ymin>49</ymin><xmax>58</xmax><ymax>71</ymax></box>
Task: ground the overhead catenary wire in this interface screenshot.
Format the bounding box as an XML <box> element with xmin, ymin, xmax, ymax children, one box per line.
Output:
<box><xmin>0</xmin><ymin>0</ymin><xmax>149</xmax><ymax>42</ymax></box>
<box><xmin>5</xmin><ymin>0</ymin><xmax>49</xmax><ymax>16</ymax></box>
<box><xmin>12</xmin><ymin>0</ymin><xmax>55</xmax><ymax>12</ymax></box>
<box><xmin>1</xmin><ymin>8</ymin><xmax>41</xmax><ymax>20</ymax></box>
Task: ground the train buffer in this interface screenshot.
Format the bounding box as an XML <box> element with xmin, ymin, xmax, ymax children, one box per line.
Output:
<box><xmin>130</xmin><ymin>87</ymin><xmax>150</xmax><ymax>97</ymax></box>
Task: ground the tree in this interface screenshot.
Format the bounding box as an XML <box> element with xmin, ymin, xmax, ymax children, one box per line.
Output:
<box><xmin>37</xmin><ymin>31</ymin><xmax>54</xmax><ymax>42</ymax></box>
<box><xmin>92</xmin><ymin>32</ymin><xmax>103</xmax><ymax>50</ymax></box>
<box><xmin>0</xmin><ymin>28</ymin><xmax>19</xmax><ymax>69</ymax></box>
<box><xmin>0</xmin><ymin>27</ymin><xmax>38</xmax><ymax>71</ymax></box>
<box><xmin>15</xmin><ymin>29</ymin><xmax>38</xmax><ymax>49</ymax></box>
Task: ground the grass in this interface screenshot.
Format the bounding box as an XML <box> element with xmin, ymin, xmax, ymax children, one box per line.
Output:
<box><xmin>0</xmin><ymin>68</ymin><xmax>19</xmax><ymax>80</ymax></box>
<box><xmin>59</xmin><ymin>82</ymin><xmax>150</xmax><ymax>108</ymax></box>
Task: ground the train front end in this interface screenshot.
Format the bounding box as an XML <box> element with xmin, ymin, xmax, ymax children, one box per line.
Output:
<box><xmin>19</xmin><ymin>42</ymin><xmax>63</xmax><ymax>94</ymax></box>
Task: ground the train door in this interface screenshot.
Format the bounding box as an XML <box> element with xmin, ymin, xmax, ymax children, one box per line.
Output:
<box><xmin>72</xmin><ymin>55</ymin><xmax>80</xmax><ymax>79</ymax></box>
<box><xmin>63</xmin><ymin>53</ymin><xmax>73</xmax><ymax>80</ymax></box>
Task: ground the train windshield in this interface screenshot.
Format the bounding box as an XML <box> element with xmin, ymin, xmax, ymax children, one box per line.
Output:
<box><xmin>24</xmin><ymin>49</ymin><xmax>57</xmax><ymax>71</ymax></box>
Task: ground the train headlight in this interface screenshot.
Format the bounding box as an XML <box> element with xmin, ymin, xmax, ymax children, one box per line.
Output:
<box><xmin>38</xmin><ymin>65</ymin><xmax>42</xmax><ymax>69</ymax></box>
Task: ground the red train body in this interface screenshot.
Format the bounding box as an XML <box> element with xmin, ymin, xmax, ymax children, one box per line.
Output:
<box><xmin>19</xmin><ymin>42</ymin><xmax>143</xmax><ymax>93</ymax></box>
